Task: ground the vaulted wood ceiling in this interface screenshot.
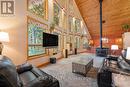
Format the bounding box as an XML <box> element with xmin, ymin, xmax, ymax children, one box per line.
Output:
<box><xmin>75</xmin><ymin>0</ymin><xmax>130</xmax><ymax>39</ymax></box>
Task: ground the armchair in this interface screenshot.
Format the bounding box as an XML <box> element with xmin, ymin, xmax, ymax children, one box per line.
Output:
<box><xmin>0</xmin><ymin>55</ymin><xmax>60</xmax><ymax>87</ymax></box>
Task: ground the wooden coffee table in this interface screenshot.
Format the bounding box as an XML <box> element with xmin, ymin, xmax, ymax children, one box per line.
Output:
<box><xmin>72</xmin><ymin>58</ymin><xmax>93</xmax><ymax>76</ymax></box>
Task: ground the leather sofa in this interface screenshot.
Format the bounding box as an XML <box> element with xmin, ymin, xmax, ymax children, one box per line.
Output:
<box><xmin>97</xmin><ymin>59</ymin><xmax>114</xmax><ymax>87</ymax></box>
<box><xmin>117</xmin><ymin>49</ymin><xmax>130</xmax><ymax>72</ymax></box>
<box><xmin>97</xmin><ymin>69</ymin><xmax>113</xmax><ymax>87</ymax></box>
<box><xmin>117</xmin><ymin>56</ymin><xmax>130</xmax><ymax>72</ymax></box>
<box><xmin>0</xmin><ymin>55</ymin><xmax>60</xmax><ymax>87</ymax></box>
<box><xmin>97</xmin><ymin>49</ymin><xmax>130</xmax><ymax>87</ymax></box>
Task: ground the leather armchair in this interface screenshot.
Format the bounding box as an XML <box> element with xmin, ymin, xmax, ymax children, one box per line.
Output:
<box><xmin>0</xmin><ymin>55</ymin><xmax>60</xmax><ymax>87</ymax></box>
<box><xmin>97</xmin><ymin>59</ymin><xmax>114</xmax><ymax>87</ymax></box>
<box><xmin>97</xmin><ymin>69</ymin><xmax>113</xmax><ymax>87</ymax></box>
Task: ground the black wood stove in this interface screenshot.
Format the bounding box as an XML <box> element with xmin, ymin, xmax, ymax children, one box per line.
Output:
<box><xmin>96</xmin><ymin>0</ymin><xmax>109</xmax><ymax>57</ymax></box>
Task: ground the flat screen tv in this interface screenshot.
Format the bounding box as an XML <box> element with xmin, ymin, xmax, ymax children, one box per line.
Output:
<box><xmin>43</xmin><ymin>32</ymin><xmax>58</xmax><ymax>47</ymax></box>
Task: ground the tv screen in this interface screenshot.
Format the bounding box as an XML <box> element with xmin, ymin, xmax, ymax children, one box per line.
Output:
<box><xmin>43</xmin><ymin>32</ymin><xmax>58</xmax><ymax>47</ymax></box>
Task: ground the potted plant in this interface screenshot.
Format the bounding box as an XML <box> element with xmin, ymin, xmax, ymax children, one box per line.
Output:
<box><xmin>122</xmin><ymin>24</ymin><xmax>130</xmax><ymax>32</ymax></box>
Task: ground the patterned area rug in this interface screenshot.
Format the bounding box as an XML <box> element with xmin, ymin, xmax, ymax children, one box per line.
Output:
<box><xmin>41</xmin><ymin>53</ymin><xmax>104</xmax><ymax>87</ymax></box>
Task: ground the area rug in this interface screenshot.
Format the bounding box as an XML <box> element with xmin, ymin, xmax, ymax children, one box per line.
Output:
<box><xmin>86</xmin><ymin>67</ymin><xmax>99</xmax><ymax>79</ymax></box>
<box><xmin>41</xmin><ymin>53</ymin><xmax>104</xmax><ymax>87</ymax></box>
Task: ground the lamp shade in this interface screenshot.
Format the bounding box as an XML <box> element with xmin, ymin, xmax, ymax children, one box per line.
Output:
<box><xmin>0</xmin><ymin>32</ymin><xmax>9</xmax><ymax>42</ymax></box>
<box><xmin>126</xmin><ymin>47</ymin><xmax>130</xmax><ymax>60</ymax></box>
<box><xmin>111</xmin><ymin>45</ymin><xmax>119</xmax><ymax>50</ymax></box>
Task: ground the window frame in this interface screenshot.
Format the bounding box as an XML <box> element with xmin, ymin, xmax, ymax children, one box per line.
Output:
<box><xmin>53</xmin><ymin>2</ymin><xmax>62</xmax><ymax>27</ymax></box>
<box><xmin>27</xmin><ymin>0</ymin><xmax>48</xmax><ymax>20</ymax></box>
<box><xmin>27</xmin><ymin>16</ymin><xmax>48</xmax><ymax>60</ymax></box>
<box><xmin>68</xmin><ymin>16</ymin><xmax>74</xmax><ymax>32</ymax></box>
<box><xmin>75</xmin><ymin>18</ymin><xmax>81</xmax><ymax>33</ymax></box>
<box><xmin>68</xmin><ymin>0</ymin><xmax>74</xmax><ymax>15</ymax></box>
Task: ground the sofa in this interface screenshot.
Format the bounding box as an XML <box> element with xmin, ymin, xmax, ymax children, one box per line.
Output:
<box><xmin>118</xmin><ymin>56</ymin><xmax>130</xmax><ymax>72</ymax></box>
<box><xmin>97</xmin><ymin>49</ymin><xmax>130</xmax><ymax>87</ymax></box>
<box><xmin>117</xmin><ymin>49</ymin><xmax>130</xmax><ymax>72</ymax></box>
<box><xmin>97</xmin><ymin>59</ymin><xmax>114</xmax><ymax>87</ymax></box>
<box><xmin>0</xmin><ymin>55</ymin><xmax>60</xmax><ymax>87</ymax></box>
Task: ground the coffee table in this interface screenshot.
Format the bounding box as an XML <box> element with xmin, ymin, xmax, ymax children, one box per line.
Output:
<box><xmin>72</xmin><ymin>58</ymin><xmax>93</xmax><ymax>76</ymax></box>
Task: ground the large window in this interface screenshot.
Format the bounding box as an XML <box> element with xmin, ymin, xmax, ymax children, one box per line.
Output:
<box><xmin>53</xmin><ymin>3</ymin><xmax>61</xmax><ymax>26</ymax></box>
<box><xmin>69</xmin><ymin>0</ymin><xmax>74</xmax><ymax>15</ymax></box>
<box><xmin>27</xmin><ymin>0</ymin><xmax>48</xmax><ymax>19</ymax></box>
<box><xmin>75</xmin><ymin>37</ymin><xmax>80</xmax><ymax>48</ymax></box>
<box><xmin>52</xmin><ymin>32</ymin><xmax>59</xmax><ymax>53</ymax></box>
<box><xmin>75</xmin><ymin>19</ymin><xmax>81</xmax><ymax>33</ymax></box>
<box><xmin>62</xmin><ymin>13</ymin><xmax>67</xmax><ymax>29</ymax></box>
<box><xmin>27</xmin><ymin>17</ymin><xmax>47</xmax><ymax>57</ymax></box>
<box><xmin>68</xmin><ymin>16</ymin><xmax>73</xmax><ymax>32</ymax></box>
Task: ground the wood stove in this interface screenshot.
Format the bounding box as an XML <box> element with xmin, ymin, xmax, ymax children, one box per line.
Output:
<box><xmin>96</xmin><ymin>0</ymin><xmax>109</xmax><ymax>57</ymax></box>
<box><xmin>96</xmin><ymin>48</ymin><xmax>109</xmax><ymax>57</ymax></box>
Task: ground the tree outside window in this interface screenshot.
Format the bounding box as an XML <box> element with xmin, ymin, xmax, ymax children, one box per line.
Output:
<box><xmin>28</xmin><ymin>18</ymin><xmax>47</xmax><ymax>57</ymax></box>
<box><xmin>28</xmin><ymin>0</ymin><xmax>48</xmax><ymax>19</ymax></box>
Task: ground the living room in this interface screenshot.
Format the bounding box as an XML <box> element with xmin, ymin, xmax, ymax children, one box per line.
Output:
<box><xmin>0</xmin><ymin>0</ymin><xmax>130</xmax><ymax>87</ymax></box>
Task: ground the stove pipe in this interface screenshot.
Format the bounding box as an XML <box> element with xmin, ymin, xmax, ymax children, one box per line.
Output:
<box><xmin>99</xmin><ymin>0</ymin><xmax>103</xmax><ymax>49</ymax></box>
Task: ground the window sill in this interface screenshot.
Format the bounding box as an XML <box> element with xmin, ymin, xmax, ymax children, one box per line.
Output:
<box><xmin>27</xmin><ymin>54</ymin><xmax>48</xmax><ymax>60</ymax></box>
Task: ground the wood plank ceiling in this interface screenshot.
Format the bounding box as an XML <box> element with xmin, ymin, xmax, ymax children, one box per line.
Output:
<box><xmin>75</xmin><ymin>0</ymin><xmax>130</xmax><ymax>39</ymax></box>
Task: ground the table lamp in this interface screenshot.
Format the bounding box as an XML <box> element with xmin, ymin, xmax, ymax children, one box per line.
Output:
<box><xmin>111</xmin><ymin>45</ymin><xmax>119</xmax><ymax>55</ymax></box>
<box><xmin>0</xmin><ymin>31</ymin><xmax>9</xmax><ymax>55</ymax></box>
